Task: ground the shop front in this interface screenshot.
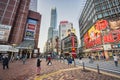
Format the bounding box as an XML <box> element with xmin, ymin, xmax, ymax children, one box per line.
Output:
<box><xmin>0</xmin><ymin>45</ymin><xmax>19</xmax><ymax>61</ymax></box>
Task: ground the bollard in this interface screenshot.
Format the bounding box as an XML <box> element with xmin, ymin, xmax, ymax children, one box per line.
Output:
<box><xmin>97</xmin><ymin>64</ymin><xmax>100</xmax><ymax>74</ymax></box>
<box><xmin>82</xmin><ymin>62</ymin><xmax>85</xmax><ymax>70</ymax></box>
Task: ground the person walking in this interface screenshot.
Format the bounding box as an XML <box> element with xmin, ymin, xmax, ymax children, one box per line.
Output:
<box><xmin>47</xmin><ymin>55</ymin><xmax>52</xmax><ymax>65</ymax></box>
<box><xmin>67</xmin><ymin>56</ymin><xmax>73</xmax><ymax>67</ymax></box>
<box><xmin>113</xmin><ymin>54</ymin><xmax>119</xmax><ymax>67</ymax></box>
<box><xmin>2</xmin><ymin>56</ymin><xmax>9</xmax><ymax>70</ymax></box>
<box><xmin>79</xmin><ymin>56</ymin><xmax>83</xmax><ymax>64</ymax></box>
<box><xmin>36</xmin><ymin>58</ymin><xmax>42</xmax><ymax>75</ymax></box>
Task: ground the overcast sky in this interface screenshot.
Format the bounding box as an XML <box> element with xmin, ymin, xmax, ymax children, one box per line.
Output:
<box><xmin>37</xmin><ymin>0</ymin><xmax>86</xmax><ymax>52</ymax></box>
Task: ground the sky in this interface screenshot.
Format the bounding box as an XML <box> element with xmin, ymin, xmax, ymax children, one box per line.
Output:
<box><xmin>37</xmin><ymin>0</ymin><xmax>86</xmax><ymax>52</ymax></box>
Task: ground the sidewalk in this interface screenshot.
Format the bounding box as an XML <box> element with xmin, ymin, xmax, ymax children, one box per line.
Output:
<box><xmin>0</xmin><ymin>59</ymin><xmax>37</xmax><ymax>80</ymax></box>
<box><xmin>35</xmin><ymin>59</ymin><xmax>120</xmax><ymax>80</ymax></box>
<box><xmin>0</xmin><ymin>58</ymin><xmax>120</xmax><ymax>80</ymax></box>
<box><xmin>0</xmin><ymin>58</ymin><xmax>74</xmax><ymax>80</ymax></box>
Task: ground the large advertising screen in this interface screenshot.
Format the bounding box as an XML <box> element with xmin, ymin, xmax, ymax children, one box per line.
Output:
<box><xmin>24</xmin><ymin>19</ymin><xmax>37</xmax><ymax>40</ymax></box>
<box><xmin>109</xmin><ymin>20</ymin><xmax>120</xmax><ymax>30</ymax></box>
<box><xmin>84</xmin><ymin>19</ymin><xmax>120</xmax><ymax>48</ymax></box>
<box><xmin>0</xmin><ymin>24</ymin><xmax>11</xmax><ymax>42</ymax></box>
<box><xmin>84</xmin><ymin>20</ymin><xmax>108</xmax><ymax>48</ymax></box>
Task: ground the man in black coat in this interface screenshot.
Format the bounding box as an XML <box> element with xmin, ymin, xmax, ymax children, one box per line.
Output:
<box><xmin>2</xmin><ymin>56</ymin><xmax>9</xmax><ymax>70</ymax></box>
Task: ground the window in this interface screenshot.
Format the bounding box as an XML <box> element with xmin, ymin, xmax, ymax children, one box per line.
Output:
<box><xmin>103</xmin><ymin>12</ymin><xmax>108</xmax><ymax>17</ymax></box>
<box><xmin>97</xmin><ymin>13</ymin><xmax>102</xmax><ymax>18</ymax></box>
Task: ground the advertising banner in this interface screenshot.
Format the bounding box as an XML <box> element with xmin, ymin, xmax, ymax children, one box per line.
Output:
<box><xmin>27</xmin><ymin>24</ymin><xmax>35</xmax><ymax>30</ymax></box>
<box><xmin>71</xmin><ymin>36</ymin><xmax>75</xmax><ymax>47</ymax></box>
<box><xmin>27</xmin><ymin>19</ymin><xmax>37</xmax><ymax>25</ymax></box>
<box><xmin>24</xmin><ymin>19</ymin><xmax>37</xmax><ymax>40</ymax></box>
<box><xmin>95</xmin><ymin>20</ymin><xmax>108</xmax><ymax>30</ymax></box>
<box><xmin>0</xmin><ymin>24</ymin><xmax>11</xmax><ymax>42</ymax></box>
<box><xmin>109</xmin><ymin>20</ymin><xmax>120</xmax><ymax>30</ymax></box>
<box><xmin>24</xmin><ymin>30</ymin><xmax>34</xmax><ymax>39</ymax></box>
<box><xmin>103</xmin><ymin>44</ymin><xmax>112</xmax><ymax>50</ymax></box>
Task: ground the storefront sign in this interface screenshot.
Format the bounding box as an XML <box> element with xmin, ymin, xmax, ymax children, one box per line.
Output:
<box><xmin>103</xmin><ymin>44</ymin><xmax>112</xmax><ymax>50</ymax></box>
<box><xmin>24</xmin><ymin>19</ymin><xmax>37</xmax><ymax>40</ymax></box>
<box><xmin>0</xmin><ymin>24</ymin><xmax>11</xmax><ymax>41</ymax></box>
<box><xmin>0</xmin><ymin>45</ymin><xmax>18</xmax><ymax>52</ymax></box>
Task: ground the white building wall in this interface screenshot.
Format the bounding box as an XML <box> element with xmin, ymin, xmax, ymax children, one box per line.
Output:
<box><xmin>29</xmin><ymin>0</ymin><xmax>37</xmax><ymax>12</ymax></box>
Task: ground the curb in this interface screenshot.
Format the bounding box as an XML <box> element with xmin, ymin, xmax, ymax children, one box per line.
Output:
<box><xmin>34</xmin><ymin>67</ymin><xmax>82</xmax><ymax>80</ymax></box>
<box><xmin>84</xmin><ymin>67</ymin><xmax>120</xmax><ymax>79</ymax></box>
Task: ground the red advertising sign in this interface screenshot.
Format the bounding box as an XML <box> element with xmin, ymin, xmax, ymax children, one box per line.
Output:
<box><xmin>28</xmin><ymin>24</ymin><xmax>35</xmax><ymax>30</ymax></box>
<box><xmin>94</xmin><ymin>37</ymin><xmax>102</xmax><ymax>45</ymax></box>
<box><xmin>95</xmin><ymin>20</ymin><xmax>108</xmax><ymax>30</ymax></box>
<box><xmin>71</xmin><ymin>36</ymin><xmax>75</xmax><ymax>47</ymax></box>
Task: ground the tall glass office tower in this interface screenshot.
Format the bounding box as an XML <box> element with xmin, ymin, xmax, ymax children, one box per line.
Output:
<box><xmin>50</xmin><ymin>7</ymin><xmax>57</xmax><ymax>29</ymax></box>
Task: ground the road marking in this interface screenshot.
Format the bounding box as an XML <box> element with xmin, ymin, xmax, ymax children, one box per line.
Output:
<box><xmin>35</xmin><ymin>66</ymin><xmax>120</xmax><ymax>80</ymax></box>
<box><xmin>35</xmin><ymin>67</ymin><xmax>82</xmax><ymax>80</ymax></box>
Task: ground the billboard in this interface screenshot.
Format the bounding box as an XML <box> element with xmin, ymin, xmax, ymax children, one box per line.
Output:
<box><xmin>84</xmin><ymin>19</ymin><xmax>120</xmax><ymax>48</ymax></box>
<box><xmin>0</xmin><ymin>24</ymin><xmax>11</xmax><ymax>42</ymax></box>
<box><xmin>84</xmin><ymin>20</ymin><xmax>108</xmax><ymax>48</ymax></box>
<box><xmin>24</xmin><ymin>19</ymin><xmax>37</xmax><ymax>40</ymax></box>
<box><xmin>109</xmin><ymin>20</ymin><xmax>120</xmax><ymax>30</ymax></box>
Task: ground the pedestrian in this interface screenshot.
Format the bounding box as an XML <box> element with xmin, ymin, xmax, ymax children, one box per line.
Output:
<box><xmin>79</xmin><ymin>56</ymin><xmax>83</xmax><ymax>64</ymax></box>
<box><xmin>67</xmin><ymin>56</ymin><xmax>73</xmax><ymax>67</ymax></box>
<box><xmin>36</xmin><ymin>58</ymin><xmax>42</xmax><ymax>75</ymax></box>
<box><xmin>113</xmin><ymin>54</ymin><xmax>119</xmax><ymax>67</ymax></box>
<box><xmin>47</xmin><ymin>55</ymin><xmax>52</xmax><ymax>65</ymax></box>
<box><xmin>22</xmin><ymin>55</ymin><xmax>27</xmax><ymax>64</ymax></box>
<box><xmin>89</xmin><ymin>55</ymin><xmax>94</xmax><ymax>63</ymax></box>
<box><xmin>2</xmin><ymin>56</ymin><xmax>9</xmax><ymax>70</ymax></box>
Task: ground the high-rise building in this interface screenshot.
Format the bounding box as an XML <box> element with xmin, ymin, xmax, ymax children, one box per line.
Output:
<box><xmin>47</xmin><ymin>7</ymin><xmax>58</xmax><ymax>52</ymax></box>
<box><xmin>50</xmin><ymin>7</ymin><xmax>57</xmax><ymax>29</ymax></box>
<box><xmin>59</xmin><ymin>21</ymin><xmax>75</xmax><ymax>40</ymax></box>
<box><xmin>79</xmin><ymin>0</ymin><xmax>120</xmax><ymax>59</ymax></box>
<box><xmin>59</xmin><ymin>21</ymin><xmax>76</xmax><ymax>54</ymax></box>
<box><xmin>29</xmin><ymin>0</ymin><xmax>37</xmax><ymax>12</ymax></box>
<box><xmin>48</xmin><ymin>7</ymin><xmax>57</xmax><ymax>40</ymax></box>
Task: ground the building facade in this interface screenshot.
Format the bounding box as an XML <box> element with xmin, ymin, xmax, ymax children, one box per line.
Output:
<box><xmin>61</xmin><ymin>33</ymin><xmax>78</xmax><ymax>58</ymax></box>
<box><xmin>59</xmin><ymin>21</ymin><xmax>76</xmax><ymax>54</ymax></box>
<box><xmin>0</xmin><ymin>0</ymin><xmax>41</xmax><ymax>58</ymax></box>
<box><xmin>79</xmin><ymin>0</ymin><xmax>120</xmax><ymax>59</ymax></box>
<box><xmin>29</xmin><ymin>0</ymin><xmax>37</xmax><ymax>12</ymax></box>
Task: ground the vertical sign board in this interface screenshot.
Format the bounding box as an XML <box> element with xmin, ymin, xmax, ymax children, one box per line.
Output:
<box><xmin>0</xmin><ymin>24</ymin><xmax>11</xmax><ymax>42</ymax></box>
<box><xmin>24</xmin><ymin>19</ymin><xmax>37</xmax><ymax>40</ymax></box>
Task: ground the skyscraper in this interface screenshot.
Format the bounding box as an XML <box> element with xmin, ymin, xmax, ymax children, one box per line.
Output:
<box><xmin>48</xmin><ymin>7</ymin><xmax>58</xmax><ymax>40</ymax></box>
<box><xmin>50</xmin><ymin>7</ymin><xmax>57</xmax><ymax>29</ymax></box>
<box><xmin>47</xmin><ymin>7</ymin><xmax>58</xmax><ymax>52</ymax></box>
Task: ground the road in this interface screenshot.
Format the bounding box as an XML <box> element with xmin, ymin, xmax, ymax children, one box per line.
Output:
<box><xmin>74</xmin><ymin>58</ymin><xmax>120</xmax><ymax>75</ymax></box>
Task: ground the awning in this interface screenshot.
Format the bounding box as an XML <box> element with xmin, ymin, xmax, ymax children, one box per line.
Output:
<box><xmin>16</xmin><ymin>40</ymin><xmax>34</xmax><ymax>49</ymax></box>
<box><xmin>0</xmin><ymin>45</ymin><xmax>19</xmax><ymax>52</ymax></box>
